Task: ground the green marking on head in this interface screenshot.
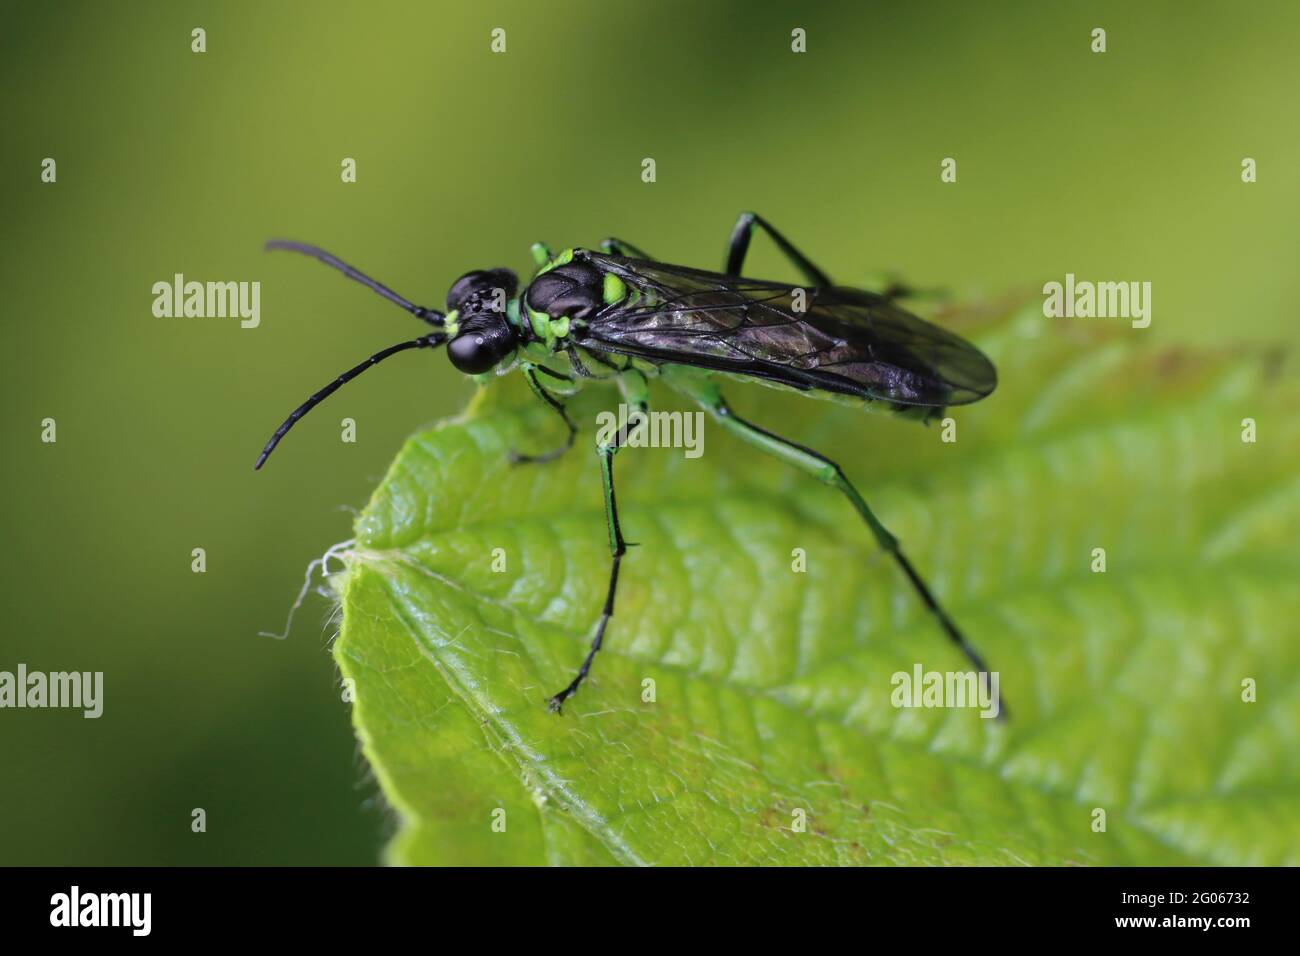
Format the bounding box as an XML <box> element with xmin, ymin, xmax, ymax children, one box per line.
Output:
<box><xmin>444</xmin><ymin>309</ymin><xmax>460</xmax><ymax>336</ymax></box>
<box><xmin>602</xmin><ymin>272</ymin><xmax>627</xmax><ymax>306</ymax></box>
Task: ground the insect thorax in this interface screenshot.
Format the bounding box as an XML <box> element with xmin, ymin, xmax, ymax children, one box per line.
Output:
<box><xmin>523</xmin><ymin>249</ymin><xmax>632</xmax><ymax>350</ymax></box>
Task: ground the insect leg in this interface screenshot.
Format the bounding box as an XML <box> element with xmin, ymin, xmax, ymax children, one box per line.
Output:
<box><xmin>881</xmin><ymin>280</ymin><xmax>950</xmax><ymax>305</ymax></box>
<box><xmin>548</xmin><ymin>371</ymin><xmax>650</xmax><ymax>712</ymax></box>
<box><xmin>510</xmin><ymin>365</ymin><xmax>577</xmax><ymax>465</ymax></box>
<box><xmin>530</xmin><ymin>242</ymin><xmax>554</xmax><ymax>267</ymax></box>
<box><xmin>599</xmin><ymin>237</ymin><xmax>656</xmax><ymax>260</ymax></box>
<box><xmin>676</xmin><ymin>378</ymin><xmax>1004</xmax><ymax>715</ymax></box>
<box><xmin>724</xmin><ymin>212</ymin><xmax>833</xmax><ymax>288</ymax></box>
<box><xmin>566</xmin><ymin>345</ymin><xmax>619</xmax><ymax>380</ymax></box>
<box><xmin>532</xmin><ymin>363</ymin><xmax>574</xmax><ymax>384</ymax></box>
<box><xmin>585</xmin><ymin>349</ymin><xmax>627</xmax><ymax>375</ymax></box>
<box><xmin>882</xmin><ymin>281</ymin><xmax>914</xmax><ymax>303</ymax></box>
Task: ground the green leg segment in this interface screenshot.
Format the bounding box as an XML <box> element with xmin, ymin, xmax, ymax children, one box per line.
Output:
<box><xmin>667</xmin><ymin>369</ymin><xmax>1003</xmax><ymax>714</ymax></box>
<box><xmin>548</xmin><ymin>371</ymin><xmax>649</xmax><ymax>712</ymax></box>
<box><xmin>530</xmin><ymin>242</ymin><xmax>554</xmax><ymax>267</ymax></box>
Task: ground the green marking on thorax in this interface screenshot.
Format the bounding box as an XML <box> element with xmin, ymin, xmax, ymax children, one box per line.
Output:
<box><xmin>534</xmin><ymin>247</ymin><xmax>574</xmax><ymax>277</ymax></box>
<box><xmin>602</xmin><ymin>272</ymin><xmax>626</xmax><ymax>306</ymax></box>
<box><xmin>524</xmin><ymin>247</ymin><xmax>581</xmax><ymax>350</ymax></box>
<box><xmin>526</xmin><ymin>304</ymin><xmax>553</xmax><ymax>343</ymax></box>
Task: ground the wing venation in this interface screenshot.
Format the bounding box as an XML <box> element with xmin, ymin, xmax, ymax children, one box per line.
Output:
<box><xmin>573</xmin><ymin>252</ymin><xmax>996</xmax><ymax>407</ymax></box>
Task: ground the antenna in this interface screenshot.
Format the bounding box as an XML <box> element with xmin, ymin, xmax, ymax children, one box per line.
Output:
<box><xmin>265</xmin><ymin>240</ymin><xmax>446</xmax><ymax>325</ymax></box>
<box><xmin>254</xmin><ymin>332</ymin><xmax>446</xmax><ymax>469</ymax></box>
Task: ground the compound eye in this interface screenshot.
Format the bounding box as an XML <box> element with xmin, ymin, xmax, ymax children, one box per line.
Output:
<box><xmin>447</xmin><ymin>332</ymin><xmax>500</xmax><ymax>374</ymax></box>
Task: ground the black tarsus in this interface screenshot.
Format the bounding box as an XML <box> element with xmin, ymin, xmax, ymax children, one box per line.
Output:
<box><xmin>547</xmin><ymin>402</ymin><xmax>643</xmax><ymax>712</ymax></box>
<box><xmin>253</xmin><ymin>333</ymin><xmax>445</xmax><ymax>469</ymax></box>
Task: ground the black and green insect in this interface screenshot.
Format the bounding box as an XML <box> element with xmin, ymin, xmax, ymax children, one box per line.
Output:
<box><xmin>256</xmin><ymin>213</ymin><xmax>998</xmax><ymax>713</ymax></box>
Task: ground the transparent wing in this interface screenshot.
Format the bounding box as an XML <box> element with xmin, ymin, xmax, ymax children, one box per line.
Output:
<box><xmin>576</xmin><ymin>252</ymin><xmax>996</xmax><ymax>407</ymax></box>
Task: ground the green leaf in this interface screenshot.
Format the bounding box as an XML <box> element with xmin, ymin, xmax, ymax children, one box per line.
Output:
<box><xmin>333</xmin><ymin>301</ymin><xmax>1300</xmax><ymax>866</ymax></box>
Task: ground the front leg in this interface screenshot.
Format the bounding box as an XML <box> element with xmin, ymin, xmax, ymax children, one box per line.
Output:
<box><xmin>547</xmin><ymin>369</ymin><xmax>650</xmax><ymax>712</ymax></box>
<box><xmin>566</xmin><ymin>345</ymin><xmax>621</xmax><ymax>380</ymax></box>
<box><xmin>510</xmin><ymin>364</ymin><xmax>577</xmax><ymax>465</ymax></box>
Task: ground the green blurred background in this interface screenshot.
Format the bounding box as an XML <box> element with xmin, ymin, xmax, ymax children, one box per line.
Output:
<box><xmin>2</xmin><ymin>1</ymin><xmax>1296</xmax><ymax>864</ymax></box>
